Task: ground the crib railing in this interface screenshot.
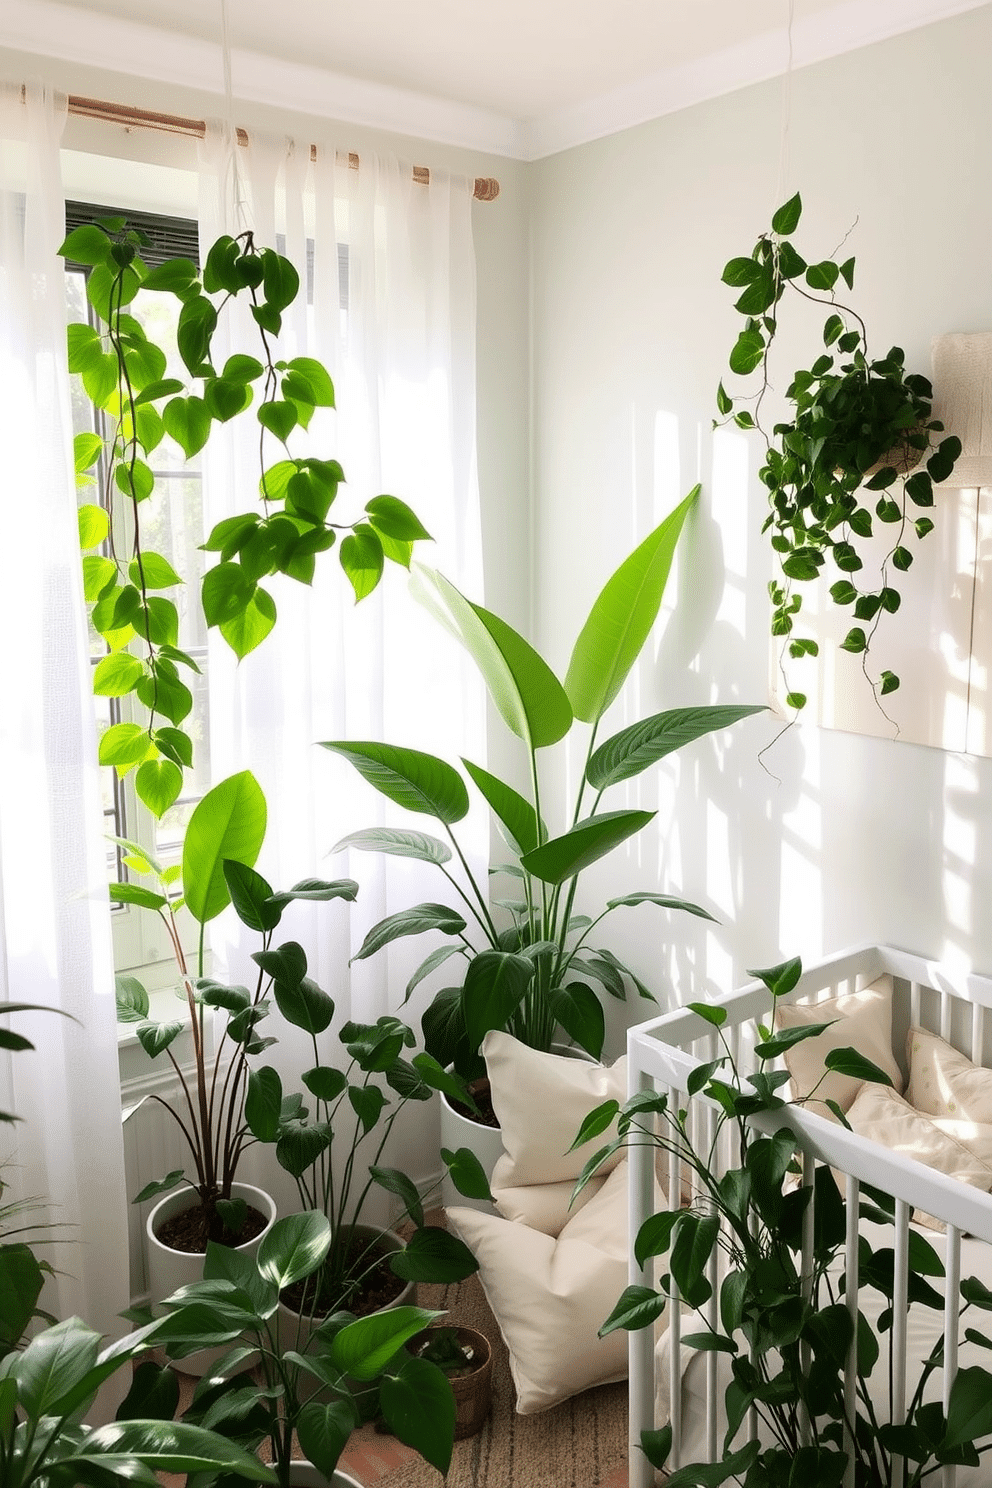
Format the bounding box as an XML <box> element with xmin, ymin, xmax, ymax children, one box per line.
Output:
<box><xmin>626</xmin><ymin>945</ymin><xmax>992</xmax><ymax>1488</ymax></box>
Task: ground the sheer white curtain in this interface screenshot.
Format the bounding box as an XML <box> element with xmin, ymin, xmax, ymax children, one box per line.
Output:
<box><xmin>0</xmin><ymin>81</ymin><xmax>128</xmax><ymax>1350</ymax></box>
<box><xmin>198</xmin><ymin>128</ymin><xmax>486</xmax><ymax>1205</ymax></box>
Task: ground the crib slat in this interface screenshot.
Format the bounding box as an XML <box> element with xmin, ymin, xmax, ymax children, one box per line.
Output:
<box><xmin>940</xmin><ymin>988</ymin><xmax>952</xmax><ymax>1042</ymax></box>
<box><xmin>629</xmin><ymin>1065</ymin><xmax>657</xmax><ymax>1488</ymax></box>
<box><xmin>972</xmin><ymin>1002</ymin><xmax>984</xmax><ymax>1066</ymax></box>
<box><xmin>891</xmin><ymin>1199</ymin><xmax>910</xmax><ymax>1488</ymax></box>
<box><xmin>943</xmin><ymin>1225</ymin><xmax>961</xmax><ymax>1488</ymax></box>
<box><xmin>704</xmin><ymin>1091</ymin><xmax>719</xmax><ymax>1463</ymax></box>
<box><xmin>910</xmin><ymin>980</ymin><xmax>922</xmax><ymax>1030</ymax></box>
<box><xmin>844</xmin><ymin>1173</ymin><xmax>859</xmax><ymax>1488</ymax></box>
<box><xmin>800</xmin><ymin>1150</ymin><xmax>815</xmax><ymax>1448</ymax></box>
<box><xmin>668</xmin><ymin>1085</ymin><xmax>683</xmax><ymax>1472</ymax></box>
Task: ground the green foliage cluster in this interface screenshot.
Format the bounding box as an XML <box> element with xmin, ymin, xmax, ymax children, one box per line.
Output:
<box><xmin>717</xmin><ymin>194</ymin><xmax>961</xmax><ymax>710</ymax></box>
<box><xmin>576</xmin><ymin>958</ymin><xmax>992</xmax><ymax>1487</ymax></box>
<box><xmin>60</xmin><ymin>216</ymin><xmax>430</xmax><ymax>819</ymax></box>
<box><xmin>157</xmin><ymin>1210</ymin><xmax>460</xmax><ymax>1483</ymax></box>
<box><xmin>325</xmin><ymin>489</ymin><xmax>764</xmax><ymax>1076</ymax></box>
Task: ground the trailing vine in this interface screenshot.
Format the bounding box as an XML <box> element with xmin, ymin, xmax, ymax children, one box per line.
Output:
<box><xmin>716</xmin><ymin>192</ymin><xmax>961</xmax><ymax>712</ymax></box>
<box><xmin>60</xmin><ymin>216</ymin><xmax>430</xmax><ymax>819</ymax></box>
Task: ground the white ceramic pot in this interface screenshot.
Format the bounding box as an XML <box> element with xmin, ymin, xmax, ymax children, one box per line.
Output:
<box><xmin>146</xmin><ymin>1180</ymin><xmax>277</xmax><ymax>1376</ymax></box>
<box><xmin>277</xmin><ymin>1223</ymin><xmax>415</xmax><ymax>1383</ymax></box>
<box><xmin>287</xmin><ymin>1463</ymin><xmax>363</xmax><ymax>1488</ymax></box>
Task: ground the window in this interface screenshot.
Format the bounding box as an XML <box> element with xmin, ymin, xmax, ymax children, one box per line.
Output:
<box><xmin>64</xmin><ymin>203</ymin><xmax>209</xmax><ymax>983</ymax></box>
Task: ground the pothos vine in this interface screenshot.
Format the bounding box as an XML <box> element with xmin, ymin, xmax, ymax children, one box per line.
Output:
<box><xmin>715</xmin><ymin>192</ymin><xmax>961</xmax><ymax>713</ymax></box>
<box><xmin>60</xmin><ymin>216</ymin><xmax>430</xmax><ymax>819</ymax></box>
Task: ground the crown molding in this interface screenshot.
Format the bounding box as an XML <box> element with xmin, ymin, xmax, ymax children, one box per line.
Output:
<box><xmin>2</xmin><ymin>0</ymin><xmax>527</xmax><ymax>160</ymax></box>
<box><xmin>3</xmin><ymin>0</ymin><xmax>989</xmax><ymax>164</ymax></box>
<box><xmin>523</xmin><ymin>0</ymin><xmax>992</xmax><ymax>160</ymax></box>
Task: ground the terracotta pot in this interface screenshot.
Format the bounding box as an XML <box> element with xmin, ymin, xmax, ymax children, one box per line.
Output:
<box><xmin>145</xmin><ymin>1181</ymin><xmax>276</xmax><ymax>1377</ymax></box>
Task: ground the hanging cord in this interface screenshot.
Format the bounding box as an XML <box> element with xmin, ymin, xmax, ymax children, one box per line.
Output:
<box><xmin>219</xmin><ymin>0</ymin><xmax>251</xmax><ymax>231</ymax></box>
<box><xmin>775</xmin><ymin>0</ymin><xmax>796</xmax><ymax>209</ymax></box>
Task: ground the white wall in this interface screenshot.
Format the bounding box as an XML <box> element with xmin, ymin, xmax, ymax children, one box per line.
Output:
<box><xmin>529</xmin><ymin>4</ymin><xmax>992</xmax><ymax>1042</ymax></box>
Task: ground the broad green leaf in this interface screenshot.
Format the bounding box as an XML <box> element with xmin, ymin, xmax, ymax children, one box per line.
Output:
<box><xmin>99</xmin><ymin>721</ymin><xmax>154</xmax><ymax>771</ymax></box>
<box><xmin>223</xmin><ymin>860</ymin><xmax>279</xmax><ymax>933</ymax></box>
<box><xmin>163</xmin><ymin>395</ymin><xmax>212</xmax><ymax>457</ymax></box>
<box><xmin>136</xmin><ymin>1021</ymin><xmax>184</xmax><ymax>1059</ymax></box>
<box><xmin>365</xmin><ymin>494</ymin><xmax>431</xmax><ymax>542</ymax></box>
<box><xmin>462</xmin><ymin>757</ymin><xmax>541</xmax><ymax>855</ymax></box>
<box><xmin>771</xmin><ymin>192</ymin><xmax>802</xmax><ymax>234</ymax></box>
<box><xmin>245</xmin><ymin>1066</ymin><xmax>283</xmax><ymax>1142</ymax></box>
<box><xmin>92</xmin><ymin>652</ymin><xmax>144</xmax><ymax>697</ymax></box>
<box><xmin>412</xmin><ymin>566</ymin><xmax>572</xmax><ymax>749</ymax></box>
<box><xmin>77</xmin><ymin>502</ymin><xmax>109</xmax><ymax>548</ymax></box>
<box><xmin>823</xmin><ymin>1046</ymin><xmax>894</xmax><ymax>1086</ymax></box>
<box><xmin>379</xmin><ymin>1355</ymin><xmax>455</xmax><ymax>1474</ymax></box>
<box><xmin>352</xmin><ymin>903</ymin><xmax>467</xmax><ymax>964</ymax></box>
<box><xmin>115</xmin><ymin>974</ymin><xmax>149</xmax><ymax>1023</ymax></box>
<box><xmin>662</xmin><ymin>1441</ymin><xmax>761</xmax><ymax>1486</ymax></box>
<box><xmin>331</xmin><ymin>1305</ymin><xmax>443</xmax><ymax>1380</ymax></box>
<box><xmin>598</xmin><ymin>1284</ymin><xmax>666</xmax><ymax>1337</ymax></box>
<box><xmin>140</xmin><ymin>257</ymin><xmax>199</xmax><ymax>293</ymax></box>
<box><xmin>462</xmin><ymin>950</ymin><xmax>533</xmax><ymax>1052</ymax></box>
<box><xmin>605</xmin><ymin>891</ymin><xmax>716</xmax><ymax>922</ymax></box>
<box><xmin>109</xmin><ymin>882</ymin><xmax>167</xmax><ymax>911</ymax></box>
<box><xmin>257</xmin><ymin>1212</ymin><xmax>331</xmax><ymax>1290</ymax></box>
<box><xmin>521</xmin><ymin>809</ymin><xmax>655</xmax><ymax>886</ymax></box>
<box><xmin>334</xmin><ymin>826</ymin><xmax>452</xmax><ymax>865</ymax></box>
<box><xmin>297</xmin><ymin>1399</ymin><xmax>356</xmax><ymax>1480</ymax></box>
<box><xmin>68</xmin><ymin>1419</ymin><xmax>278</xmax><ymax>1480</ymax></box>
<box><xmin>565</xmin><ymin>490</ymin><xmax>698</xmax><ymax>723</ymax></box>
<box><xmin>274</xmin><ymin>977</ymin><xmax>334</xmax><ymax>1037</ymax></box>
<box><xmin>587</xmin><ymin>704</ymin><xmax>765</xmax><ymax>789</ymax></box>
<box><xmin>60</xmin><ymin>223</ymin><xmax>113</xmax><ymax>266</ymax></box>
<box><xmin>219</xmin><ymin>586</ymin><xmax>277</xmax><ymax>658</ymax></box>
<box><xmin>133</xmin><ymin>1169</ymin><xmax>186</xmax><ymax>1202</ymax></box>
<box><xmin>129</xmin><ymin>552</ymin><xmax>181</xmax><ymax>590</ymax></box>
<box><xmin>182</xmin><ymin>771</ymin><xmax>267</xmax><ymax>924</ymax></box>
<box><xmin>321</xmin><ymin>741</ymin><xmax>469</xmax><ymax>824</ymax></box>
<box><xmin>748</xmin><ymin>958</ymin><xmax>803</xmax><ymax>999</ymax></box>
<box><xmin>389</xmin><ymin>1227</ymin><xmax>478</xmax><ymax>1284</ymax></box>
<box><xmin>553</xmin><ymin>982</ymin><xmax>605</xmax><ymax>1059</ymax></box>
<box><xmin>136</xmin><ymin>758</ymin><xmax>183</xmax><ymax>818</ymax></box>
<box><xmin>943</xmin><ymin>1365</ymin><xmax>992</xmax><ymax>1449</ymax></box>
<box><xmin>568</xmin><ymin>1098</ymin><xmax>619</xmax><ymax>1152</ymax></box>
<box><xmin>11</xmin><ymin>1316</ymin><xmax>101</xmax><ymax>1416</ymax></box>
<box><xmin>340</xmin><ymin>525</ymin><xmax>384</xmax><ymax>600</ymax></box>
<box><xmin>441</xmin><ymin>1146</ymin><xmax>494</xmax><ymax>1201</ymax></box>
<box><xmin>370</xmin><ymin>1165</ymin><xmax>426</xmax><ymax>1228</ymax></box>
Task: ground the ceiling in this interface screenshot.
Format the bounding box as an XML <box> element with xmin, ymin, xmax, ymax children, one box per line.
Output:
<box><xmin>6</xmin><ymin>0</ymin><xmax>989</xmax><ymax>159</ymax></box>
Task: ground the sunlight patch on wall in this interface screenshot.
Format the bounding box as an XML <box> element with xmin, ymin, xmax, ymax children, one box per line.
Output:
<box><xmin>941</xmin><ymin>750</ymin><xmax>978</xmax><ymax>969</ymax></box>
<box><xmin>710</xmin><ymin>426</ymin><xmax>749</xmax><ymax>640</ymax></box>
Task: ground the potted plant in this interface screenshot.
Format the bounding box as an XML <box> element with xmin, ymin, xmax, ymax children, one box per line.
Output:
<box><xmin>716</xmin><ymin>192</ymin><xmax>961</xmax><ymax>711</ymax></box>
<box><xmin>218</xmin><ymin>856</ymin><xmax>484</xmax><ymax>1336</ymax></box>
<box><xmin>322</xmin><ymin>487</ymin><xmax>764</xmax><ymax>1158</ymax></box>
<box><xmin>576</xmin><ymin>958</ymin><xmax>992</xmax><ymax>1486</ymax></box>
<box><xmin>59</xmin><ymin>215</ymin><xmax>430</xmax><ymax>824</ymax></box>
<box><xmin>159</xmin><ymin>1210</ymin><xmax>460</xmax><ymax>1486</ymax></box>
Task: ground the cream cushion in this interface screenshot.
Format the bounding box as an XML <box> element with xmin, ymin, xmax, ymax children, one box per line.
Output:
<box><xmin>776</xmin><ymin>974</ymin><xmax>903</xmax><ymax>1114</ymax></box>
<box><xmin>447</xmin><ymin>1157</ymin><xmax>648</xmax><ymax>1413</ymax></box>
<box><xmin>906</xmin><ymin>1026</ymin><xmax>992</xmax><ymax>1123</ymax></box>
<box><xmin>483</xmin><ymin>1031</ymin><xmax>627</xmax><ymax>1235</ymax></box>
<box><xmin>843</xmin><ymin>1082</ymin><xmax>992</xmax><ymax>1228</ymax></box>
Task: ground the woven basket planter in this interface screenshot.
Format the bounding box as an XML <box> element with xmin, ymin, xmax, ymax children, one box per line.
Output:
<box><xmin>413</xmin><ymin>1324</ymin><xmax>493</xmax><ymax>1440</ymax></box>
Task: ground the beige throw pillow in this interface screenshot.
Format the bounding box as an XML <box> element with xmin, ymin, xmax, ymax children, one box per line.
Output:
<box><xmin>776</xmin><ymin>974</ymin><xmax>902</xmax><ymax>1114</ymax></box>
<box><xmin>447</xmin><ymin>1158</ymin><xmax>657</xmax><ymax>1413</ymax></box>
<box><xmin>844</xmin><ymin>1082</ymin><xmax>992</xmax><ymax>1229</ymax></box>
<box><xmin>906</xmin><ymin>1026</ymin><xmax>992</xmax><ymax>1123</ymax></box>
<box><xmin>484</xmin><ymin>1032</ymin><xmax>627</xmax><ymax>1235</ymax></box>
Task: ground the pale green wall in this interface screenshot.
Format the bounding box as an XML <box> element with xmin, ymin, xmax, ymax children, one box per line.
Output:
<box><xmin>528</xmin><ymin>5</ymin><xmax>992</xmax><ymax>1032</ymax></box>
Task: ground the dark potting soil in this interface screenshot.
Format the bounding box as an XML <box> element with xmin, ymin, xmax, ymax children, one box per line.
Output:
<box><xmin>280</xmin><ymin>1231</ymin><xmax>408</xmax><ymax>1320</ymax></box>
<box><xmin>448</xmin><ymin>1075</ymin><xmax>500</xmax><ymax>1130</ymax></box>
<box><xmin>155</xmin><ymin>1200</ymin><xmax>269</xmax><ymax>1254</ymax></box>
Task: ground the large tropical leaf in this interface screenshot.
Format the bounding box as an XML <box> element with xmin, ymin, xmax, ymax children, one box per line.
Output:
<box><xmin>351</xmin><ymin>904</ymin><xmax>467</xmax><ymax>963</ymax></box>
<box><xmin>380</xmin><ymin>1356</ymin><xmax>456</xmax><ymax>1475</ymax></box>
<box><xmin>461</xmin><ymin>758</ymin><xmax>541</xmax><ymax>855</ymax></box>
<box><xmin>182</xmin><ymin>771</ymin><xmax>266</xmax><ymax>925</ymax></box>
<box><xmin>412</xmin><ymin>567</ymin><xmax>572</xmax><ymax>749</ymax></box>
<box><xmin>320</xmin><ymin>742</ymin><xmax>468</xmax><ymax>824</ymax></box>
<box><xmin>257</xmin><ymin>1212</ymin><xmax>331</xmax><ymax>1290</ymax></box>
<box><xmin>333</xmin><ymin>826</ymin><xmax>452</xmax><ymax>865</ymax></box>
<box><xmin>520</xmin><ymin>809</ymin><xmax>655</xmax><ymax>886</ymax></box>
<box><xmin>462</xmin><ymin>950</ymin><xmax>533</xmax><ymax>1052</ymax></box>
<box><xmin>64</xmin><ymin>1420</ymin><xmax>278</xmax><ymax>1480</ymax></box>
<box><xmin>587</xmin><ymin>704</ymin><xmax>766</xmax><ymax>790</ymax></box>
<box><xmin>565</xmin><ymin>488</ymin><xmax>699</xmax><ymax>724</ymax></box>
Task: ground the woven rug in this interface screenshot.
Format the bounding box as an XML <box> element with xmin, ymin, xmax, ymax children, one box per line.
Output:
<box><xmin>360</xmin><ymin>1266</ymin><xmax>629</xmax><ymax>1488</ymax></box>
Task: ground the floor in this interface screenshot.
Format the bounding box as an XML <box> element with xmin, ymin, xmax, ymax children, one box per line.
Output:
<box><xmin>339</xmin><ymin>1422</ymin><xmax>631</xmax><ymax>1486</ymax></box>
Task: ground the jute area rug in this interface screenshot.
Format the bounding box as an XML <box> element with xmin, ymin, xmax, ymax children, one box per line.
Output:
<box><xmin>359</xmin><ymin>1265</ymin><xmax>630</xmax><ymax>1488</ymax></box>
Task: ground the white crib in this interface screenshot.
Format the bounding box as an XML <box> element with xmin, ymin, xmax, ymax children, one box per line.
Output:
<box><xmin>626</xmin><ymin>945</ymin><xmax>992</xmax><ymax>1488</ymax></box>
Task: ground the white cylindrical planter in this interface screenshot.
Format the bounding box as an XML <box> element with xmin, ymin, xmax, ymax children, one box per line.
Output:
<box><xmin>288</xmin><ymin>1464</ymin><xmax>363</xmax><ymax>1488</ymax></box>
<box><xmin>146</xmin><ymin>1181</ymin><xmax>277</xmax><ymax>1376</ymax></box>
<box><xmin>439</xmin><ymin>1089</ymin><xmax>504</xmax><ymax>1214</ymax></box>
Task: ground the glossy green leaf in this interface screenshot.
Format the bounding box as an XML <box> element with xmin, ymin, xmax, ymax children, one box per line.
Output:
<box><xmin>389</xmin><ymin>1227</ymin><xmax>478</xmax><ymax>1285</ymax></box>
<box><xmin>296</xmin><ymin>1399</ymin><xmax>356</xmax><ymax>1481</ymax></box>
<box><xmin>365</xmin><ymin>494</ymin><xmax>431</xmax><ymax>542</ymax></box>
<box><xmin>587</xmin><ymin>703</ymin><xmax>765</xmax><ymax>789</ymax></box>
<box><xmin>598</xmin><ymin>1284</ymin><xmax>666</xmax><ymax>1337</ymax></box>
<box><xmin>441</xmin><ymin>1145</ymin><xmax>494</xmax><ymax>1202</ymax></box>
<box><xmin>565</xmin><ymin>489</ymin><xmax>698</xmax><ymax>723</ymax></box>
<box><xmin>771</xmin><ymin>192</ymin><xmax>802</xmax><ymax>234</ymax></box>
<box><xmin>99</xmin><ymin>722</ymin><xmax>154</xmax><ymax>771</ymax></box>
<box><xmin>60</xmin><ymin>223</ymin><xmax>113</xmax><ymax>266</ymax></box>
<box><xmin>379</xmin><ymin>1355</ymin><xmax>455</xmax><ymax>1475</ymax></box>
<box><xmin>340</xmin><ymin>525</ymin><xmax>384</xmax><ymax>600</ymax></box>
<box><xmin>274</xmin><ymin>977</ymin><xmax>334</xmax><ymax>1038</ymax></box>
<box><xmin>182</xmin><ymin>771</ymin><xmax>267</xmax><ymax>925</ymax></box>
<box><xmin>136</xmin><ymin>758</ymin><xmax>183</xmax><ymax>818</ymax></box>
<box><xmin>77</xmin><ymin>502</ymin><xmax>109</xmax><ymax>550</ymax></box>
<box><xmin>219</xmin><ymin>586</ymin><xmax>277</xmax><ymax>658</ymax></box>
<box><xmin>245</xmin><ymin>1066</ymin><xmax>283</xmax><ymax>1143</ymax></box>
<box><xmin>943</xmin><ymin>1365</ymin><xmax>992</xmax><ymax>1450</ymax></box>
<box><xmin>521</xmin><ymin>809</ymin><xmax>655</xmax><ymax>886</ymax></box>
<box><xmin>462</xmin><ymin>950</ymin><xmax>533</xmax><ymax>1051</ymax></box>
<box><xmin>258</xmin><ymin>1211</ymin><xmax>331</xmax><ymax>1290</ymax></box>
<box><xmin>352</xmin><ymin>903</ymin><xmax>467</xmax><ymax>963</ymax></box>
<box><xmin>92</xmin><ymin>653</ymin><xmax>144</xmax><ymax>697</ymax></box>
<box><xmin>605</xmin><ymin>890</ymin><xmax>715</xmax><ymax>921</ymax></box>
<box><xmin>321</xmin><ymin>741</ymin><xmax>469</xmax><ymax>824</ymax></box>
<box><xmin>163</xmin><ymin>395</ymin><xmax>211</xmax><ymax>457</ymax></box>
<box><xmin>823</xmin><ymin>1046</ymin><xmax>894</xmax><ymax>1087</ymax></box>
<box><xmin>412</xmin><ymin>566</ymin><xmax>572</xmax><ymax>749</ymax></box>
<box><xmin>330</xmin><ymin>1305</ymin><xmax>442</xmax><ymax>1381</ymax></box>
<box><xmin>462</xmin><ymin>757</ymin><xmax>541</xmax><ymax>855</ymax></box>
<box><xmin>333</xmin><ymin>826</ymin><xmax>452</xmax><ymax>865</ymax></box>
<box><xmin>553</xmin><ymin>982</ymin><xmax>606</xmax><ymax>1059</ymax></box>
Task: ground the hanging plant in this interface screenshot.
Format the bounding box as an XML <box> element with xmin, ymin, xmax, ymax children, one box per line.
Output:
<box><xmin>716</xmin><ymin>192</ymin><xmax>961</xmax><ymax>711</ymax></box>
<box><xmin>59</xmin><ymin>216</ymin><xmax>431</xmax><ymax>819</ymax></box>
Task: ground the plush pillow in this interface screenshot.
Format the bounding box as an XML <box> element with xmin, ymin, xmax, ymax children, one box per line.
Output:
<box><xmin>906</xmin><ymin>1026</ymin><xmax>992</xmax><ymax>1123</ymax></box>
<box><xmin>776</xmin><ymin>975</ymin><xmax>903</xmax><ymax>1114</ymax></box>
<box><xmin>447</xmin><ymin>1158</ymin><xmax>654</xmax><ymax>1413</ymax></box>
<box><xmin>489</xmin><ymin>1174</ymin><xmax>607</xmax><ymax>1234</ymax></box>
<box><xmin>484</xmin><ymin>1032</ymin><xmax>627</xmax><ymax>1234</ymax></box>
<box><xmin>843</xmin><ymin>1081</ymin><xmax>992</xmax><ymax>1228</ymax></box>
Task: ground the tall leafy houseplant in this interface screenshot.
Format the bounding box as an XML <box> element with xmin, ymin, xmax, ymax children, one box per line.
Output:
<box><xmin>577</xmin><ymin>959</ymin><xmax>992</xmax><ymax>1487</ymax></box>
<box><xmin>59</xmin><ymin>216</ymin><xmax>430</xmax><ymax>821</ymax></box>
<box><xmin>116</xmin><ymin>769</ymin><xmax>359</xmax><ymax>1245</ymax></box>
<box><xmin>716</xmin><ymin>193</ymin><xmax>961</xmax><ymax>711</ymax></box>
<box><xmin>324</xmin><ymin>488</ymin><xmax>764</xmax><ymax>1076</ymax></box>
<box><xmin>160</xmin><ymin>1212</ymin><xmax>460</xmax><ymax>1484</ymax></box>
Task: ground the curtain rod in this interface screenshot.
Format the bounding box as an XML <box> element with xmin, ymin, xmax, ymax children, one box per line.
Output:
<box><xmin>62</xmin><ymin>92</ymin><xmax>501</xmax><ymax>202</ymax></box>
